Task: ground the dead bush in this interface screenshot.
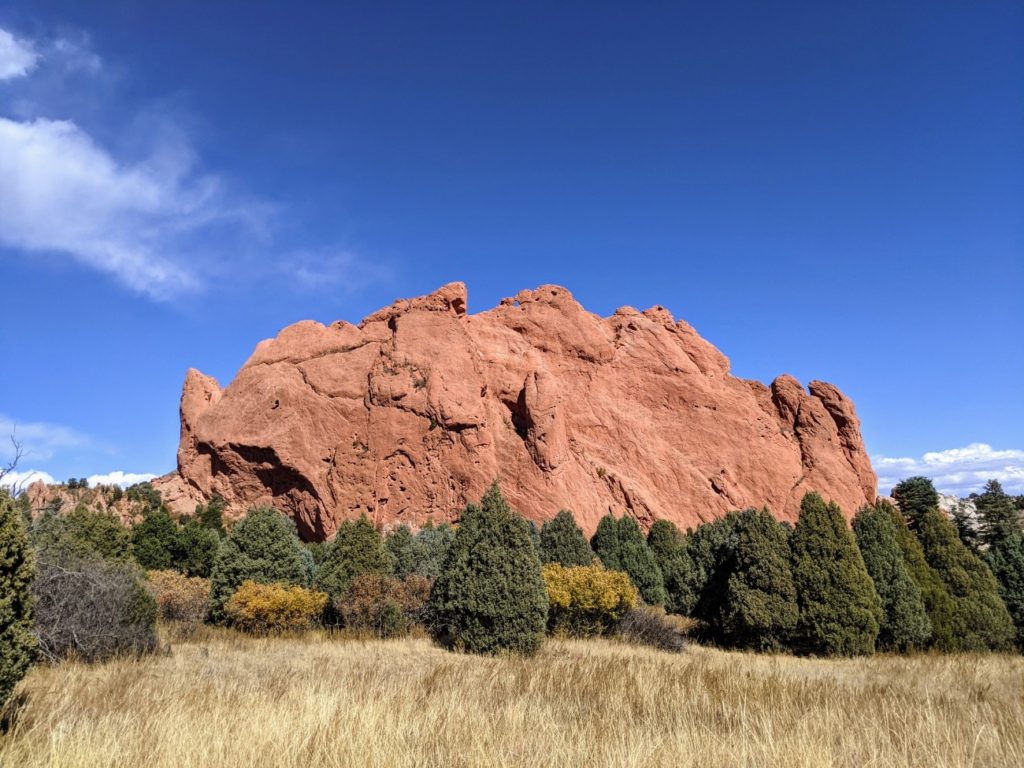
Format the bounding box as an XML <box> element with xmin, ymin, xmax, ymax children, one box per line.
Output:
<box><xmin>335</xmin><ymin>574</ymin><xmax>432</xmax><ymax>638</ymax></box>
<box><xmin>615</xmin><ymin>605</ymin><xmax>691</xmax><ymax>653</ymax></box>
<box><xmin>147</xmin><ymin>570</ymin><xmax>210</xmax><ymax>631</ymax></box>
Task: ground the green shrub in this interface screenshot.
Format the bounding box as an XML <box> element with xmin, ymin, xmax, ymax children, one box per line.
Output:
<box><xmin>591</xmin><ymin>514</ymin><xmax>665</xmax><ymax>605</ymax></box>
<box><xmin>224</xmin><ymin>581</ymin><xmax>327</xmax><ymax>634</ymax></box>
<box><xmin>196</xmin><ymin>494</ymin><xmax>227</xmax><ymax>536</ymax></box>
<box><xmin>917</xmin><ymin>507</ymin><xmax>1015</xmax><ymax>651</ymax></box>
<box><xmin>720</xmin><ymin>509</ymin><xmax>798</xmax><ymax>651</ymax></box>
<box><xmin>125</xmin><ymin>481</ymin><xmax>162</xmax><ymax>510</ymax></box>
<box><xmin>335</xmin><ymin>574</ymin><xmax>432</xmax><ymax>637</ymax></box>
<box><xmin>208</xmin><ymin>507</ymin><xmax>314</xmax><ymax>622</ymax></box>
<box><xmin>132</xmin><ymin>506</ymin><xmax>178</xmax><ymax>571</ymax></box>
<box><xmin>615</xmin><ymin>605</ymin><xmax>690</xmax><ymax>653</ymax></box>
<box><xmin>0</xmin><ymin>493</ymin><xmax>36</xmax><ymax>707</ymax></box>
<box><xmin>32</xmin><ymin>505</ymin><xmax>132</xmax><ymax>563</ymax></box>
<box><xmin>429</xmin><ymin>482</ymin><xmax>547</xmax><ymax>655</ymax></box>
<box><xmin>315</xmin><ymin>515</ymin><xmax>391</xmax><ymax>603</ymax></box>
<box><xmin>539</xmin><ymin>510</ymin><xmax>594</xmax><ymax>567</ymax></box>
<box><xmin>790</xmin><ymin>493</ymin><xmax>882</xmax><ymax>656</ymax></box>
<box><xmin>852</xmin><ymin>503</ymin><xmax>932</xmax><ymax>650</ymax></box>
<box><xmin>543</xmin><ymin>562</ymin><xmax>637</xmax><ymax>636</ymax></box>
<box><xmin>172</xmin><ymin>519</ymin><xmax>220</xmax><ymax>578</ymax></box>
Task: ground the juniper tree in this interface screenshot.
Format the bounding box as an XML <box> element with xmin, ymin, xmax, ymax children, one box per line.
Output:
<box><xmin>412</xmin><ymin>521</ymin><xmax>455</xmax><ymax>579</ymax></box>
<box><xmin>790</xmin><ymin>493</ymin><xmax>882</xmax><ymax>656</ymax></box>
<box><xmin>688</xmin><ymin>512</ymin><xmax>743</xmax><ymax>626</ymax></box>
<box><xmin>131</xmin><ymin>506</ymin><xmax>178</xmax><ymax>571</ymax></box>
<box><xmin>985</xmin><ymin>530</ymin><xmax>1024</xmax><ymax>650</ymax></box>
<box><xmin>315</xmin><ymin>515</ymin><xmax>391</xmax><ymax>602</ymax></box>
<box><xmin>882</xmin><ymin>501</ymin><xmax>955</xmax><ymax>650</ymax></box>
<box><xmin>0</xmin><ymin>493</ymin><xmax>36</xmax><ymax>707</ymax></box>
<box><xmin>539</xmin><ymin>510</ymin><xmax>593</xmax><ymax>567</ymax></box>
<box><xmin>917</xmin><ymin>507</ymin><xmax>1015</xmax><ymax>651</ymax></box>
<box><xmin>591</xmin><ymin>514</ymin><xmax>665</xmax><ymax>605</ymax></box>
<box><xmin>208</xmin><ymin>507</ymin><xmax>314</xmax><ymax>622</ymax></box>
<box><xmin>852</xmin><ymin>503</ymin><xmax>931</xmax><ymax>650</ymax></box>
<box><xmin>720</xmin><ymin>509</ymin><xmax>798</xmax><ymax>651</ymax></box>
<box><xmin>647</xmin><ymin>519</ymin><xmax>698</xmax><ymax>615</ymax></box>
<box><xmin>429</xmin><ymin>482</ymin><xmax>547</xmax><ymax>655</ymax></box>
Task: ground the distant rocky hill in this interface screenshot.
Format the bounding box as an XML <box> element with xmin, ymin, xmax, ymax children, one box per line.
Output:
<box><xmin>153</xmin><ymin>283</ymin><xmax>877</xmax><ymax>538</ymax></box>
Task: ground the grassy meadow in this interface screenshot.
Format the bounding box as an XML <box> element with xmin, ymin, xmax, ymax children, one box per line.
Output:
<box><xmin>1</xmin><ymin>628</ymin><xmax>1022</xmax><ymax>768</ymax></box>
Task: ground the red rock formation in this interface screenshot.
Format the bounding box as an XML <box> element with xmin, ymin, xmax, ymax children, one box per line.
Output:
<box><xmin>154</xmin><ymin>283</ymin><xmax>876</xmax><ymax>538</ymax></box>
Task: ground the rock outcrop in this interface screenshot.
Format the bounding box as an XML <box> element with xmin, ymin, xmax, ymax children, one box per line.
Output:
<box><xmin>155</xmin><ymin>283</ymin><xmax>877</xmax><ymax>538</ymax></box>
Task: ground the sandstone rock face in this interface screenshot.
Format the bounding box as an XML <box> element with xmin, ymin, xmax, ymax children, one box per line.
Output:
<box><xmin>158</xmin><ymin>283</ymin><xmax>877</xmax><ymax>538</ymax></box>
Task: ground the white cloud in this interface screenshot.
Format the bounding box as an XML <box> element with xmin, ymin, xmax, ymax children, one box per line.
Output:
<box><xmin>0</xmin><ymin>115</ymin><xmax>218</xmax><ymax>298</ymax></box>
<box><xmin>86</xmin><ymin>470</ymin><xmax>156</xmax><ymax>488</ymax></box>
<box><xmin>0</xmin><ymin>468</ymin><xmax>56</xmax><ymax>490</ymax></box>
<box><xmin>0</xmin><ymin>414</ymin><xmax>88</xmax><ymax>462</ymax></box>
<box><xmin>284</xmin><ymin>250</ymin><xmax>392</xmax><ymax>293</ymax></box>
<box><xmin>0</xmin><ymin>27</ymin><xmax>37</xmax><ymax>80</ymax></box>
<box><xmin>874</xmin><ymin>443</ymin><xmax>1024</xmax><ymax>497</ymax></box>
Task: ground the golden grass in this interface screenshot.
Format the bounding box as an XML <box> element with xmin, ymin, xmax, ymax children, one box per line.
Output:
<box><xmin>2</xmin><ymin>628</ymin><xmax>1022</xmax><ymax>768</ymax></box>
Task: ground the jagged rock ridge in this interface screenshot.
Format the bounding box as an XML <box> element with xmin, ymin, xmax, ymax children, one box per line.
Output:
<box><xmin>154</xmin><ymin>283</ymin><xmax>877</xmax><ymax>538</ymax></box>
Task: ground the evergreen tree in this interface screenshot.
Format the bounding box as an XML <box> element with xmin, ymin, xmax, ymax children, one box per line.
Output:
<box><xmin>590</xmin><ymin>514</ymin><xmax>665</xmax><ymax>605</ymax></box>
<box><xmin>131</xmin><ymin>506</ymin><xmax>178</xmax><ymax>571</ymax></box>
<box><xmin>385</xmin><ymin>525</ymin><xmax>418</xmax><ymax>579</ymax></box>
<box><xmin>412</xmin><ymin>521</ymin><xmax>455</xmax><ymax>579</ymax></box>
<box><xmin>208</xmin><ymin>507</ymin><xmax>314</xmax><ymax>622</ymax></box>
<box><xmin>917</xmin><ymin>507</ymin><xmax>1015</xmax><ymax>651</ymax></box>
<box><xmin>852</xmin><ymin>503</ymin><xmax>931</xmax><ymax>650</ymax></box>
<box><xmin>720</xmin><ymin>509</ymin><xmax>798</xmax><ymax>650</ymax></box>
<box><xmin>197</xmin><ymin>494</ymin><xmax>227</xmax><ymax>536</ymax></box>
<box><xmin>539</xmin><ymin>510</ymin><xmax>593</xmax><ymax>567</ymax></box>
<box><xmin>590</xmin><ymin>514</ymin><xmax>622</xmax><ymax>570</ymax></box>
<box><xmin>790</xmin><ymin>493</ymin><xmax>882</xmax><ymax>656</ymax></box>
<box><xmin>429</xmin><ymin>482</ymin><xmax>547</xmax><ymax>655</ymax></box>
<box><xmin>647</xmin><ymin>519</ymin><xmax>697</xmax><ymax>615</ymax></box>
<box><xmin>882</xmin><ymin>501</ymin><xmax>956</xmax><ymax>650</ymax></box>
<box><xmin>316</xmin><ymin>515</ymin><xmax>391</xmax><ymax>602</ymax></box>
<box><xmin>891</xmin><ymin>476</ymin><xmax>940</xmax><ymax>528</ymax></box>
<box><xmin>985</xmin><ymin>531</ymin><xmax>1024</xmax><ymax>650</ymax></box>
<box><xmin>172</xmin><ymin>518</ymin><xmax>221</xmax><ymax>578</ymax></box>
<box><xmin>33</xmin><ymin>506</ymin><xmax>132</xmax><ymax>563</ymax></box>
<box><xmin>688</xmin><ymin>512</ymin><xmax>743</xmax><ymax>626</ymax></box>
<box><xmin>0</xmin><ymin>493</ymin><xmax>36</xmax><ymax>707</ymax></box>
<box><xmin>975</xmin><ymin>480</ymin><xmax>1019</xmax><ymax>549</ymax></box>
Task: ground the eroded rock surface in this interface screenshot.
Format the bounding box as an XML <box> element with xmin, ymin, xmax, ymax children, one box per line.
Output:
<box><xmin>155</xmin><ymin>283</ymin><xmax>876</xmax><ymax>537</ymax></box>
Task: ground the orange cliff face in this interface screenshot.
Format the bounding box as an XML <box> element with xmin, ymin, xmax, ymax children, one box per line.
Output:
<box><xmin>152</xmin><ymin>283</ymin><xmax>877</xmax><ymax>539</ymax></box>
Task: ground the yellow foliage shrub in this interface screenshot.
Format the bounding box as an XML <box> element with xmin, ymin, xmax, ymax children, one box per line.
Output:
<box><xmin>147</xmin><ymin>570</ymin><xmax>210</xmax><ymax>626</ymax></box>
<box><xmin>542</xmin><ymin>563</ymin><xmax>638</xmax><ymax>637</ymax></box>
<box><xmin>224</xmin><ymin>581</ymin><xmax>328</xmax><ymax>634</ymax></box>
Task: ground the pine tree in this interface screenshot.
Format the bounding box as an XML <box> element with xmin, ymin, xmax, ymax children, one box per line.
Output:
<box><xmin>208</xmin><ymin>507</ymin><xmax>314</xmax><ymax>622</ymax></box>
<box><xmin>720</xmin><ymin>509</ymin><xmax>798</xmax><ymax>651</ymax></box>
<box><xmin>385</xmin><ymin>525</ymin><xmax>418</xmax><ymax>579</ymax></box>
<box><xmin>591</xmin><ymin>514</ymin><xmax>665</xmax><ymax>605</ymax></box>
<box><xmin>0</xmin><ymin>493</ymin><xmax>36</xmax><ymax>707</ymax></box>
<box><xmin>917</xmin><ymin>507</ymin><xmax>1015</xmax><ymax>651</ymax></box>
<box><xmin>852</xmin><ymin>503</ymin><xmax>931</xmax><ymax>650</ymax></box>
<box><xmin>647</xmin><ymin>520</ymin><xmax>698</xmax><ymax>615</ymax></box>
<box><xmin>429</xmin><ymin>482</ymin><xmax>547</xmax><ymax>655</ymax></box>
<box><xmin>315</xmin><ymin>515</ymin><xmax>391</xmax><ymax>602</ymax></box>
<box><xmin>790</xmin><ymin>493</ymin><xmax>882</xmax><ymax>656</ymax></box>
<box><xmin>975</xmin><ymin>480</ymin><xmax>1019</xmax><ymax>549</ymax></box>
<box><xmin>131</xmin><ymin>506</ymin><xmax>178</xmax><ymax>571</ymax></box>
<box><xmin>539</xmin><ymin>510</ymin><xmax>593</xmax><ymax>567</ymax></box>
<box><xmin>985</xmin><ymin>531</ymin><xmax>1024</xmax><ymax>650</ymax></box>
<box><xmin>891</xmin><ymin>476</ymin><xmax>940</xmax><ymax>528</ymax></box>
<box><xmin>881</xmin><ymin>501</ymin><xmax>956</xmax><ymax>650</ymax></box>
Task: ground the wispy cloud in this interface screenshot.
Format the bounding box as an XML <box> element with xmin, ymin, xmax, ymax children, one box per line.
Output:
<box><xmin>874</xmin><ymin>443</ymin><xmax>1024</xmax><ymax>497</ymax></box>
<box><xmin>0</xmin><ymin>414</ymin><xmax>88</xmax><ymax>463</ymax></box>
<box><xmin>0</xmin><ymin>27</ymin><xmax>37</xmax><ymax>80</ymax></box>
<box><xmin>0</xmin><ymin>23</ymin><xmax>381</xmax><ymax>302</ymax></box>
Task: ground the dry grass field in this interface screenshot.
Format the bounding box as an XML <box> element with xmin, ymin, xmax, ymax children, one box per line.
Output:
<box><xmin>1</xmin><ymin>628</ymin><xmax>1022</xmax><ymax>768</ymax></box>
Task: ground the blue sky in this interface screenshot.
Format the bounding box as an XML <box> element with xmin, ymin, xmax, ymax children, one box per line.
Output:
<box><xmin>0</xmin><ymin>2</ymin><xmax>1021</xmax><ymax>496</ymax></box>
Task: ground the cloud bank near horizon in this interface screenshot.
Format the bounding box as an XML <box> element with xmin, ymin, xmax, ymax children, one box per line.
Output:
<box><xmin>874</xmin><ymin>443</ymin><xmax>1024</xmax><ymax>497</ymax></box>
